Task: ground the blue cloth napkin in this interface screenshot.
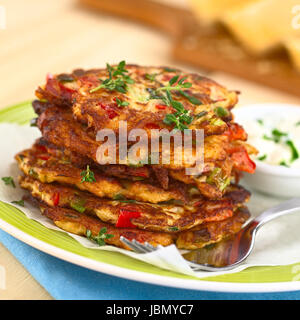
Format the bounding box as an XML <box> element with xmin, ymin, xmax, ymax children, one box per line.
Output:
<box><xmin>1</xmin><ymin>229</ymin><xmax>300</xmax><ymax>300</ymax></box>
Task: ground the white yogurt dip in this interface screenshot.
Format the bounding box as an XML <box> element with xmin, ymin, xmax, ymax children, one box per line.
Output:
<box><xmin>238</xmin><ymin>114</ymin><xmax>300</xmax><ymax>168</ymax></box>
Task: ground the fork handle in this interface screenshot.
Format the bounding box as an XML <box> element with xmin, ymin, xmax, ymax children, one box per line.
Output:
<box><xmin>253</xmin><ymin>198</ymin><xmax>300</xmax><ymax>230</ymax></box>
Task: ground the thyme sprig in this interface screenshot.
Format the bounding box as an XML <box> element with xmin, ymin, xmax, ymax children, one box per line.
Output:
<box><xmin>86</xmin><ymin>227</ymin><xmax>114</xmax><ymax>246</ymax></box>
<box><xmin>148</xmin><ymin>76</ymin><xmax>194</xmax><ymax>130</ymax></box>
<box><xmin>90</xmin><ymin>61</ymin><xmax>134</xmax><ymax>94</ymax></box>
<box><xmin>163</xmin><ymin>96</ymin><xmax>193</xmax><ymax>131</ymax></box>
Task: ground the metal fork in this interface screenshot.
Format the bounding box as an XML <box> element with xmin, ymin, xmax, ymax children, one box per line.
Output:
<box><xmin>120</xmin><ymin>236</ymin><xmax>217</xmax><ymax>271</ymax></box>
<box><xmin>120</xmin><ymin>198</ymin><xmax>300</xmax><ymax>272</ymax></box>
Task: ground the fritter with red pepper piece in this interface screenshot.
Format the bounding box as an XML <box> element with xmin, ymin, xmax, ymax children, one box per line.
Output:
<box><xmin>19</xmin><ymin>175</ymin><xmax>249</xmax><ymax>232</ymax></box>
<box><xmin>35</xmin><ymin>103</ymin><xmax>230</xmax><ymax>170</ymax></box>
<box><xmin>35</xmin><ymin>63</ymin><xmax>238</xmax><ymax>135</ymax></box>
<box><xmin>38</xmin><ymin>203</ymin><xmax>174</xmax><ymax>249</ymax></box>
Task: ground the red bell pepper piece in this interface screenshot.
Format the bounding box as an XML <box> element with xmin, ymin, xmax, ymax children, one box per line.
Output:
<box><xmin>45</xmin><ymin>78</ymin><xmax>60</xmax><ymax>98</ymax></box>
<box><xmin>225</xmin><ymin>123</ymin><xmax>247</xmax><ymax>141</ymax></box>
<box><xmin>145</xmin><ymin>123</ymin><xmax>160</xmax><ymax>129</ymax></box>
<box><xmin>58</xmin><ymin>82</ymin><xmax>77</xmax><ymax>100</ymax></box>
<box><xmin>99</xmin><ymin>103</ymin><xmax>118</xmax><ymax>119</ymax></box>
<box><xmin>38</xmin><ymin>154</ymin><xmax>50</xmax><ymax>161</ymax></box>
<box><xmin>156</xmin><ymin>104</ymin><xmax>167</xmax><ymax>110</ymax></box>
<box><xmin>35</xmin><ymin>144</ymin><xmax>48</xmax><ymax>153</ymax></box>
<box><xmin>116</xmin><ymin>209</ymin><xmax>141</xmax><ymax>228</ymax></box>
<box><xmin>162</xmin><ymin>74</ymin><xmax>173</xmax><ymax>81</ymax></box>
<box><xmin>79</xmin><ymin>75</ymin><xmax>100</xmax><ymax>88</ymax></box>
<box><xmin>193</xmin><ymin>201</ymin><xmax>202</xmax><ymax>207</ymax></box>
<box><xmin>230</xmin><ymin>148</ymin><xmax>256</xmax><ymax>174</ymax></box>
<box><xmin>132</xmin><ymin>167</ymin><xmax>148</xmax><ymax>178</ymax></box>
<box><xmin>52</xmin><ymin>192</ymin><xmax>60</xmax><ymax>206</ymax></box>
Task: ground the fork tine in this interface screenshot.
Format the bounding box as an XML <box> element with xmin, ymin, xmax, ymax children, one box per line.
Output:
<box><xmin>131</xmin><ymin>239</ymin><xmax>152</xmax><ymax>253</ymax></box>
<box><xmin>120</xmin><ymin>236</ymin><xmax>157</xmax><ymax>254</ymax></box>
<box><xmin>134</xmin><ymin>242</ymin><xmax>203</xmax><ymax>270</ymax></box>
<box><xmin>144</xmin><ymin>242</ymin><xmax>157</xmax><ymax>251</ymax></box>
<box><xmin>120</xmin><ymin>236</ymin><xmax>144</xmax><ymax>253</ymax></box>
<box><xmin>121</xmin><ymin>237</ymin><xmax>209</xmax><ymax>271</ymax></box>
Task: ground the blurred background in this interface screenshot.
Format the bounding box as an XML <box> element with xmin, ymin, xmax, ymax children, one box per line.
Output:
<box><xmin>1</xmin><ymin>0</ymin><xmax>300</xmax><ymax>110</ymax></box>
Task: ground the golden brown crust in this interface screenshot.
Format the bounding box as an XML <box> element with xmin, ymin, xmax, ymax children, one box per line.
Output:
<box><xmin>39</xmin><ymin>204</ymin><xmax>174</xmax><ymax>249</ymax></box>
<box><xmin>34</xmin><ymin>199</ymin><xmax>250</xmax><ymax>251</ymax></box>
<box><xmin>34</xmin><ymin>106</ymin><xmax>244</xmax><ymax>196</ymax></box>
<box><xmin>35</xmin><ymin>65</ymin><xmax>238</xmax><ymax>134</ymax></box>
<box><xmin>19</xmin><ymin>175</ymin><xmax>250</xmax><ymax>232</ymax></box>
<box><xmin>176</xmin><ymin>207</ymin><xmax>250</xmax><ymax>249</ymax></box>
<box><xmin>15</xmin><ymin>147</ymin><xmax>185</xmax><ymax>204</ymax></box>
<box><xmin>35</xmin><ymin>103</ymin><xmax>233</xmax><ymax>170</ymax></box>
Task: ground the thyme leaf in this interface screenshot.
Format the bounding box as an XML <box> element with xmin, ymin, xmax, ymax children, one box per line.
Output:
<box><xmin>180</xmin><ymin>91</ymin><xmax>202</xmax><ymax>105</ymax></box>
<box><xmin>145</xmin><ymin>73</ymin><xmax>158</xmax><ymax>81</ymax></box>
<box><xmin>11</xmin><ymin>199</ymin><xmax>24</xmax><ymax>207</ymax></box>
<box><xmin>80</xmin><ymin>165</ymin><xmax>96</xmax><ymax>183</ymax></box>
<box><xmin>115</xmin><ymin>98</ymin><xmax>129</xmax><ymax>107</ymax></box>
<box><xmin>1</xmin><ymin>176</ymin><xmax>15</xmax><ymax>188</ymax></box>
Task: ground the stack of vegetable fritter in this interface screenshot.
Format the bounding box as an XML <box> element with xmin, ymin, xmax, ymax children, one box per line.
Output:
<box><xmin>15</xmin><ymin>62</ymin><xmax>257</xmax><ymax>250</ymax></box>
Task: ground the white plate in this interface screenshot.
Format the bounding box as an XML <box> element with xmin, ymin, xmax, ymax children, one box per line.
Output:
<box><xmin>1</xmin><ymin>217</ymin><xmax>300</xmax><ymax>293</ymax></box>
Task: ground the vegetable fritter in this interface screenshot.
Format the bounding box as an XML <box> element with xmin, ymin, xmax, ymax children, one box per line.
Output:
<box><xmin>35</xmin><ymin>64</ymin><xmax>238</xmax><ymax>135</ymax></box>
<box><xmin>33</xmin><ymin>104</ymin><xmax>256</xmax><ymax>196</ymax></box>
<box><xmin>39</xmin><ymin>203</ymin><xmax>174</xmax><ymax>249</ymax></box>
<box><xmin>35</xmin><ymin>103</ymin><xmax>230</xmax><ymax>170</ymax></box>
<box><xmin>15</xmin><ymin>147</ymin><xmax>185</xmax><ymax>204</ymax></box>
<box><xmin>19</xmin><ymin>175</ymin><xmax>249</xmax><ymax>232</ymax></box>
<box><xmin>30</xmin><ymin>200</ymin><xmax>249</xmax><ymax>250</ymax></box>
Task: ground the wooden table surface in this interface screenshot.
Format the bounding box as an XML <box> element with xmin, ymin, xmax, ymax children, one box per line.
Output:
<box><xmin>0</xmin><ymin>0</ymin><xmax>300</xmax><ymax>300</ymax></box>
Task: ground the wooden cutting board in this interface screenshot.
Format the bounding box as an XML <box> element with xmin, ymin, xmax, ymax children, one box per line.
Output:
<box><xmin>79</xmin><ymin>0</ymin><xmax>300</xmax><ymax>97</ymax></box>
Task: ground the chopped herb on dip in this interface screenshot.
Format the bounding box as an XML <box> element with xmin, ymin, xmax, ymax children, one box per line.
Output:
<box><xmin>257</xmin><ymin>119</ymin><xmax>264</xmax><ymax>126</ymax></box>
<box><xmin>237</xmin><ymin>114</ymin><xmax>300</xmax><ymax>168</ymax></box>
<box><xmin>257</xmin><ymin>154</ymin><xmax>267</xmax><ymax>161</ymax></box>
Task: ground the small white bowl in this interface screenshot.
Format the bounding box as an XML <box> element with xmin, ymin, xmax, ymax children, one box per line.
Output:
<box><xmin>233</xmin><ymin>103</ymin><xmax>300</xmax><ymax>198</ymax></box>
